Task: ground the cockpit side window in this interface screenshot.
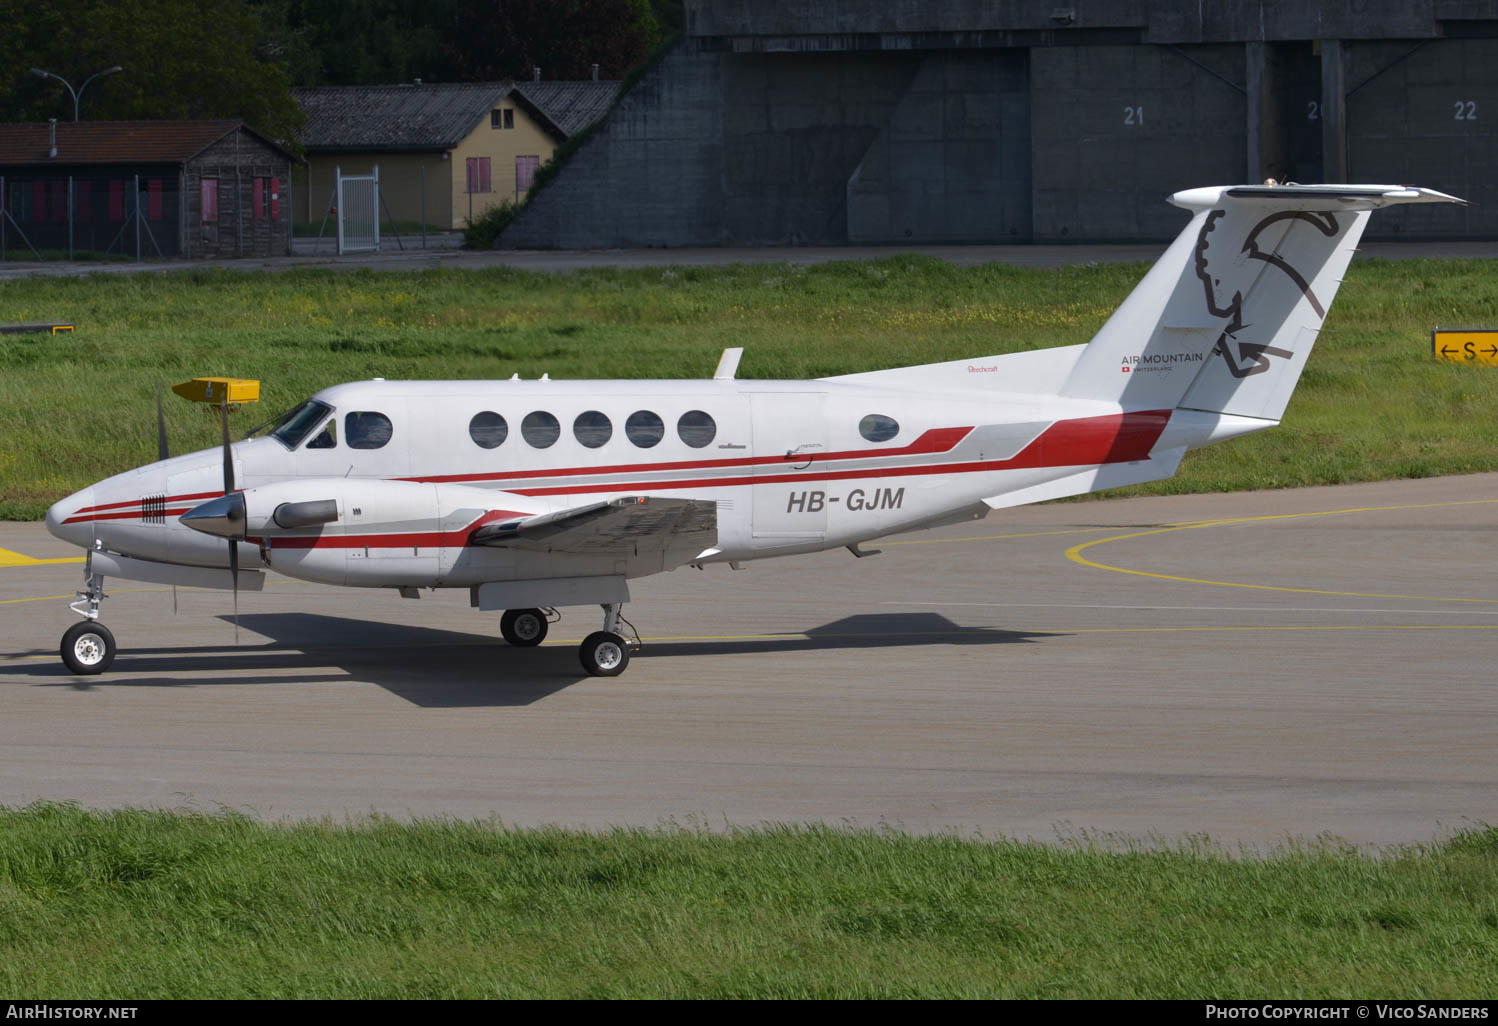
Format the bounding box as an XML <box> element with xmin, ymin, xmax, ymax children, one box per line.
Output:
<box><xmin>306</xmin><ymin>419</ymin><xmax>337</xmax><ymax>449</ymax></box>
<box><xmin>346</xmin><ymin>411</ymin><xmax>394</xmax><ymax>450</ymax></box>
<box><xmin>270</xmin><ymin>400</ymin><xmax>334</xmax><ymax>450</ymax></box>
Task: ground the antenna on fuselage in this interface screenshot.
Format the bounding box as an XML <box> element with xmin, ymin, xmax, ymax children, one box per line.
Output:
<box><xmin>714</xmin><ymin>347</ymin><xmax>743</xmax><ymax>380</ymax></box>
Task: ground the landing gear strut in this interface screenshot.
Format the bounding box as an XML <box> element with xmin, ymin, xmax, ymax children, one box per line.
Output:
<box><xmin>579</xmin><ymin>602</ymin><xmax>634</xmax><ymax>677</ymax></box>
<box><xmin>61</xmin><ymin>568</ymin><xmax>115</xmax><ymax>675</ymax></box>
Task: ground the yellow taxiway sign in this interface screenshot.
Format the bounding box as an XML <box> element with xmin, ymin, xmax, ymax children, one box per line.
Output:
<box><xmin>1432</xmin><ymin>329</ymin><xmax>1498</xmax><ymax>365</ymax></box>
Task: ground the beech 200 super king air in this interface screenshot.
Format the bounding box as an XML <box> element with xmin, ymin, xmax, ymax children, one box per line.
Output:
<box><xmin>45</xmin><ymin>183</ymin><xmax>1461</xmax><ymax>677</ymax></box>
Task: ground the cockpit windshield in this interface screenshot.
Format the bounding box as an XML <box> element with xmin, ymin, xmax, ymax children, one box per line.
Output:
<box><xmin>266</xmin><ymin>400</ymin><xmax>334</xmax><ymax>449</ymax></box>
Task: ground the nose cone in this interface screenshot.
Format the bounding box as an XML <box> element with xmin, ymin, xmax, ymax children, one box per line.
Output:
<box><xmin>180</xmin><ymin>493</ymin><xmax>246</xmax><ymax>540</ymax></box>
<box><xmin>46</xmin><ymin>487</ymin><xmax>94</xmax><ymax>546</ymax></box>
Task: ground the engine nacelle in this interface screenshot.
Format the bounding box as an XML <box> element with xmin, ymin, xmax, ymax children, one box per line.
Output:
<box><xmin>182</xmin><ymin>478</ymin><xmax>540</xmax><ymax>587</ymax></box>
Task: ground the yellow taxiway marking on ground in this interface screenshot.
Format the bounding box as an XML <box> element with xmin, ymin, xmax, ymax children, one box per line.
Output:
<box><xmin>0</xmin><ymin>546</ymin><xmax>85</xmax><ymax>568</ymax></box>
<box><xmin>882</xmin><ymin>526</ymin><xmax>1112</xmax><ymax>547</ymax></box>
<box><xmin>1066</xmin><ymin>499</ymin><xmax>1498</xmax><ymax>604</ymax></box>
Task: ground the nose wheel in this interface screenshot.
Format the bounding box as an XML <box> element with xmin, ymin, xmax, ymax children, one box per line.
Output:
<box><xmin>61</xmin><ymin>568</ymin><xmax>117</xmax><ymax>675</ymax></box>
<box><xmin>61</xmin><ymin>621</ymin><xmax>116</xmax><ymax>675</ymax></box>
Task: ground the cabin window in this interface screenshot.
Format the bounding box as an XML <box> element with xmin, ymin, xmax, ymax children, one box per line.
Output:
<box><xmin>521</xmin><ymin>411</ymin><xmax>560</xmax><ymax>448</ymax></box>
<box><xmin>677</xmin><ymin>410</ymin><xmax>716</xmax><ymax>448</ymax></box>
<box><xmin>270</xmin><ymin>399</ymin><xmax>334</xmax><ymax>449</ymax></box>
<box><xmin>859</xmin><ymin>414</ymin><xmax>900</xmax><ymax>443</ymax></box>
<box><xmin>346</xmin><ymin>411</ymin><xmax>394</xmax><ymax>450</ymax></box>
<box><xmin>306</xmin><ymin>419</ymin><xmax>337</xmax><ymax>449</ymax></box>
<box><xmin>469</xmin><ymin>411</ymin><xmax>508</xmax><ymax>449</ymax></box>
<box><xmin>625</xmin><ymin>410</ymin><xmax>664</xmax><ymax>448</ymax></box>
<box><xmin>573</xmin><ymin>410</ymin><xmax>612</xmax><ymax>448</ymax></box>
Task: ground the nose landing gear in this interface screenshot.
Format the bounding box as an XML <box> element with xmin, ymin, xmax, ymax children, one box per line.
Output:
<box><xmin>61</xmin><ymin>570</ymin><xmax>114</xmax><ymax>675</ymax></box>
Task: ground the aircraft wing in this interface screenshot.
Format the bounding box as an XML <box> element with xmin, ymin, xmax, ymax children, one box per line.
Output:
<box><xmin>469</xmin><ymin>496</ymin><xmax>717</xmax><ymax>555</ymax></box>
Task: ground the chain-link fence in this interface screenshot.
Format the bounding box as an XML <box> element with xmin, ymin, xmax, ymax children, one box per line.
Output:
<box><xmin>1</xmin><ymin>173</ymin><xmax>182</xmax><ymax>261</ymax></box>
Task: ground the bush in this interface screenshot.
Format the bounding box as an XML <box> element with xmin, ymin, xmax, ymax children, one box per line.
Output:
<box><xmin>463</xmin><ymin>201</ymin><xmax>518</xmax><ymax>249</ymax></box>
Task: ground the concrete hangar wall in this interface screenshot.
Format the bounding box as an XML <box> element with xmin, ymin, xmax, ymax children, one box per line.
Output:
<box><xmin>500</xmin><ymin>1</ymin><xmax>1498</xmax><ymax>247</ymax></box>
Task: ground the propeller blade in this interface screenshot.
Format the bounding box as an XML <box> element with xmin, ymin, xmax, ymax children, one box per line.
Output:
<box><xmin>156</xmin><ymin>386</ymin><xmax>169</xmax><ymax>461</ymax></box>
<box><xmin>220</xmin><ymin>401</ymin><xmax>238</xmax><ymax>643</ymax></box>
<box><xmin>230</xmin><ymin>537</ymin><xmax>239</xmax><ymax>644</ymax></box>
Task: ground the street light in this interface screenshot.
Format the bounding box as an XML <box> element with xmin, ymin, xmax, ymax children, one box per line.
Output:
<box><xmin>29</xmin><ymin>65</ymin><xmax>123</xmax><ymax>122</ymax></box>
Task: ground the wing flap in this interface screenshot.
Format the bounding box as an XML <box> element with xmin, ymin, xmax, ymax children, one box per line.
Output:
<box><xmin>470</xmin><ymin>496</ymin><xmax>718</xmax><ymax>554</ymax></box>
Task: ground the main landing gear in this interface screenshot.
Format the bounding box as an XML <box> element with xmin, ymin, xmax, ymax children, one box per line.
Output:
<box><xmin>500</xmin><ymin>607</ymin><xmax>549</xmax><ymax>647</ymax></box>
<box><xmin>61</xmin><ymin>572</ymin><xmax>115</xmax><ymax>675</ymax></box>
<box><xmin>499</xmin><ymin>603</ymin><xmax>637</xmax><ymax>677</ymax></box>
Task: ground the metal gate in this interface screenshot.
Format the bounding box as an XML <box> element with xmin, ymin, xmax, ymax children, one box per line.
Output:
<box><xmin>335</xmin><ymin>165</ymin><xmax>380</xmax><ymax>254</ymax></box>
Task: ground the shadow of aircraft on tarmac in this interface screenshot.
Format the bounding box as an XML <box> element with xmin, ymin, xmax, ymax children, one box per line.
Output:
<box><xmin>13</xmin><ymin>611</ymin><xmax>1055</xmax><ymax>708</ymax></box>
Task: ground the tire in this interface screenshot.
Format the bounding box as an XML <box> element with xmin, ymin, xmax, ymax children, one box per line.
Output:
<box><xmin>61</xmin><ymin>621</ymin><xmax>116</xmax><ymax>675</ymax></box>
<box><xmin>500</xmin><ymin>608</ymin><xmax>548</xmax><ymax>647</ymax></box>
<box><xmin>579</xmin><ymin>631</ymin><xmax>630</xmax><ymax>677</ymax></box>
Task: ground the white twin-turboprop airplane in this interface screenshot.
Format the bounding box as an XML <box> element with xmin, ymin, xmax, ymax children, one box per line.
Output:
<box><xmin>44</xmin><ymin>183</ymin><xmax>1460</xmax><ymax>677</ymax></box>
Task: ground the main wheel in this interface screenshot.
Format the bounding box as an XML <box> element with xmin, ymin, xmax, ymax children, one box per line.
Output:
<box><xmin>579</xmin><ymin>631</ymin><xmax>630</xmax><ymax>677</ymax></box>
<box><xmin>61</xmin><ymin>621</ymin><xmax>116</xmax><ymax>675</ymax></box>
<box><xmin>500</xmin><ymin>608</ymin><xmax>548</xmax><ymax>647</ymax></box>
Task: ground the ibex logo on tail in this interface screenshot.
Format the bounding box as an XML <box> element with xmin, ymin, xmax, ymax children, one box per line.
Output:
<box><xmin>1194</xmin><ymin>209</ymin><xmax>1338</xmax><ymax>379</ymax></box>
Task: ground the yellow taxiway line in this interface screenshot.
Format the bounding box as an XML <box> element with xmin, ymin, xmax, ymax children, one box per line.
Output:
<box><xmin>0</xmin><ymin>545</ymin><xmax>84</xmax><ymax>568</ymax></box>
<box><xmin>1066</xmin><ymin>499</ymin><xmax>1498</xmax><ymax>604</ymax></box>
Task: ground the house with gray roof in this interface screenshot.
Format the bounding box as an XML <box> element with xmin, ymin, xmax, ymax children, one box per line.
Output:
<box><xmin>292</xmin><ymin>79</ymin><xmax>619</xmax><ymax>231</ymax></box>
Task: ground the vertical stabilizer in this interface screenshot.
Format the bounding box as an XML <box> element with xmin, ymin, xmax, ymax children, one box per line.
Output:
<box><xmin>1059</xmin><ymin>185</ymin><xmax>1463</xmax><ymax>418</ymax></box>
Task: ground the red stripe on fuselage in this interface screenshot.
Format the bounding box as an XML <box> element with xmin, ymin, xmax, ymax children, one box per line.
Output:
<box><xmin>261</xmin><ymin>411</ymin><xmax>1171</xmax><ymax>550</ymax></box>
<box><xmin>508</xmin><ymin>410</ymin><xmax>1172</xmax><ymax>497</ymax></box>
<box><xmin>72</xmin><ymin>490</ymin><xmax>223</xmax><ymax>515</ymax></box>
<box><xmin>400</xmin><ymin>426</ymin><xmax>976</xmax><ymax>485</ymax></box>
<box><xmin>64</xmin><ymin>506</ymin><xmax>198</xmax><ymax>525</ymax></box>
<box><xmin>62</xmin><ymin>413</ymin><xmax>1172</xmax><ymax>534</ymax></box>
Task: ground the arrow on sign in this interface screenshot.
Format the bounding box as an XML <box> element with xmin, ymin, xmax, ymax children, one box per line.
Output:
<box><xmin>1441</xmin><ymin>346</ymin><xmax>1457</xmax><ymax>356</ymax></box>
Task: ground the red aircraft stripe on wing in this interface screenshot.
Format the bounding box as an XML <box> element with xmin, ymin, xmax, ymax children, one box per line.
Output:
<box><xmin>401</xmin><ymin>426</ymin><xmax>976</xmax><ymax>485</ymax></box>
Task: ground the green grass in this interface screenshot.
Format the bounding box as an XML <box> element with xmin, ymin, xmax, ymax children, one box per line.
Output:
<box><xmin>1</xmin><ymin>256</ymin><xmax>1496</xmax><ymax>519</ymax></box>
<box><xmin>1</xmin><ymin>804</ymin><xmax>1494</xmax><ymax>998</ymax></box>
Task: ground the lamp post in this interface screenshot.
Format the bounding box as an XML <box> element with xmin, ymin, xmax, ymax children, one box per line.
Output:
<box><xmin>29</xmin><ymin>65</ymin><xmax>123</xmax><ymax>122</ymax></box>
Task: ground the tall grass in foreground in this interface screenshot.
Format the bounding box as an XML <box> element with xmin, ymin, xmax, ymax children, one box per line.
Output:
<box><xmin>0</xmin><ymin>805</ymin><xmax>1494</xmax><ymax>998</ymax></box>
<box><xmin>1</xmin><ymin>257</ymin><xmax>1496</xmax><ymax>518</ymax></box>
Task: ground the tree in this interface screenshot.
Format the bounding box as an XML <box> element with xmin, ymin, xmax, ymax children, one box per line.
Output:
<box><xmin>0</xmin><ymin>0</ymin><xmax>305</xmax><ymax>147</ymax></box>
<box><xmin>446</xmin><ymin>0</ymin><xmax>665</xmax><ymax>82</ymax></box>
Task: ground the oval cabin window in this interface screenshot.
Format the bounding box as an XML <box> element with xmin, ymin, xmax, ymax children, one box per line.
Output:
<box><xmin>625</xmin><ymin>410</ymin><xmax>664</xmax><ymax>448</ymax></box>
<box><xmin>469</xmin><ymin>411</ymin><xmax>508</xmax><ymax>449</ymax></box>
<box><xmin>521</xmin><ymin>411</ymin><xmax>560</xmax><ymax>449</ymax></box>
<box><xmin>345</xmin><ymin>411</ymin><xmax>393</xmax><ymax>450</ymax></box>
<box><xmin>677</xmin><ymin>410</ymin><xmax>717</xmax><ymax>448</ymax></box>
<box><xmin>858</xmin><ymin>414</ymin><xmax>900</xmax><ymax>443</ymax></box>
<box><xmin>573</xmin><ymin>410</ymin><xmax>613</xmax><ymax>448</ymax></box>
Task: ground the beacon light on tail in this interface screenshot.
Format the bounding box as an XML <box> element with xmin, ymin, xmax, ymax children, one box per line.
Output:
<box><xmin>45</xmin><ymin>183</ymin><xmax>1465</xmax><ymax>678</ymax></box>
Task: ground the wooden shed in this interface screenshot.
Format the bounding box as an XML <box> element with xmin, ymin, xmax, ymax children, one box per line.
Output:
<box><xmin>0</xmin><ymin>120</ymin><xmax>297</xmax><ymax>259</ymax></box>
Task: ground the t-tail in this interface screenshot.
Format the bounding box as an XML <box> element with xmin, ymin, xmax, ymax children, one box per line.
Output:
<box><xmin>1059</xmin><ymin>183</ymin><xmax>1463</xmax><ymax>421</ymax></box>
